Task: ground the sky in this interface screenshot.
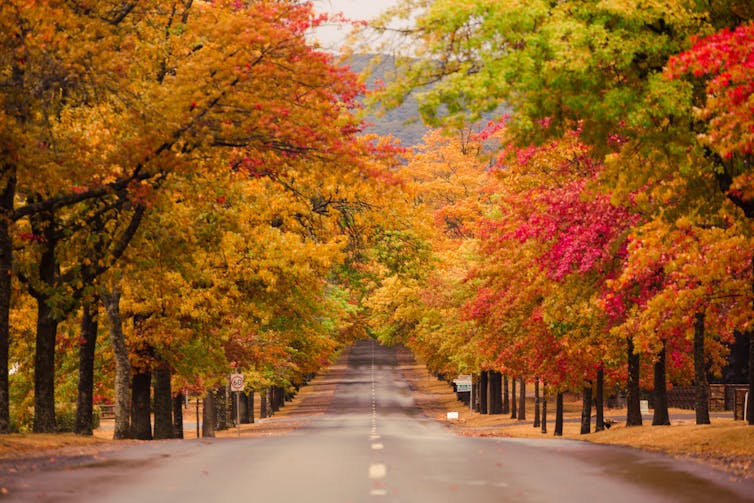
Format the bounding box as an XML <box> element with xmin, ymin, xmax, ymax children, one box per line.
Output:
<box><xmin>311</xmin><ymin>0</ymin><xmax>402</xmax><ymax>50</ymax></box>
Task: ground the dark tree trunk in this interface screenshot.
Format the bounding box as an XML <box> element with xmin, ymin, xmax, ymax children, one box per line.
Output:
<box><xmin>32</xmin><ymin>209</ymin><xmax>60</xmax><ymax>433</ymax></box>
<box><xmin>101</xmin><ymin>288</ymin><xmax>130</xmax><ymax>439</ymax></box>
<box><xmin>153</xmin><ymin>366</ymin><xmax>173</xmax><ymax>439</ymax></box>
<box><xmin>239</xmin><ymin>391</ymin><xmax>249</xmax><ymax>424</ymax></box>
<box><xmin>554</xmin><ymin>391</ymin><xmax>564</xmax><ymax>436</ymax></box>
<box><xmin>694</xmin><ymin>312</ymin><xmax>711</xmax><ymax>424</ymax></box>
<box><xmin>749</xmin><ymin>328</ymin><xmax>754</xmax><ymax>425</ymax></box>
<box><xmin>130</xmin><ymin>370</ymin><xmax>152</xmax><ymax>440</ymax></box>
<box><xmin>541</xmin><ymin>382</ymin><xmax>547</xmax><ymax>434</ymax></box>
<box><xmin>173</xmin><ymin>392</ymin><xmax>184</xmax><ymax>438</ymax></box>
<box><xmin>518</xmin><ymin>376</ymin><xmax>526</xmax><ymax>420</ymax></box>
<box><xmin>533</xmin><ymin>378</ymin><xmax>540</xmax><ymax>428</ymax></box>
<box><xmin>580</xmin><ymin>382</ymin><xmax>592</xmax><ymax>434</ymax></box>
<box><xmin>626</xmin><ymin>338</ymin><xmax>643</xmax><ymax>426</ymax></box>
<box><xmin>488</xmin><ymin>371</ymin><xmax>503</xmax><ymax>414</ymax></box>
<box><xmin>749</xmin><ymin>256</ymin><xmax>754</xmax><ymax>425</ymax></box>
<box><xmin>249</xmin><ymin>390</ymin><xmax>255</xmax><ymax>424</ymax></box>
<box><xmin>595</xmin><ymin>367</ymin><xmax>605</xmax><ymax>432</ymax></box>
<box><xmin>0</xmin><ymin>168</ymin><xmax>15</xmax><ymax>433</ymax></box>
<box><xmin>479</xmin><ymin>371</ymin><xmax>488</xmax><ymax>414</ymax></box>
<box><xmin>260</xmin><ymin>389</ymin><xmax>268</xmax><ymax>419</ymax></box>
<box><xmin>502</xmin><ymin>375</ymin><xmax>509</xmax><ymax>414</ymax></box>
<box><xmin>652</xmin><ymin>344</ymin><xmax>671</xmax><ymax>426</ymax></box>
<box><xmin>75</xmin><ymin>302</ymin><xmax>98</xmax><ymax>436</ymax></box>
<box><xmin>215</xmin><ymin>386</ymin><xmax>228</xmax><ymax>430</ymax></box>
<box><xmin>202</xmin><ymin>392</ymin><xmax>216</xmax><ymax>438</ymax></box>
<box><xmin>33</xmin><ymin>299</ymin><xmax>58</xmax><ymax>433</ymax></box>
<box><xmin>230</xmin><ymin>389</ymin><xmax>238</xmax><ymax>427</ymax></box>
<box><xmin>510</xmin><ymin>378</ymin><xmax>517</xmax><ymax>419</ymax></box>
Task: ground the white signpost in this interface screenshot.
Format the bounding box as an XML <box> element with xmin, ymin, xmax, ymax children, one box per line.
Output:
<box><xmin>453</xmin><ymin>375</ymin><xmax>473</xmax><ymax>412</ymax></box>
<box><xmin>230</xmin><ymin>373</ymin><xmax>244</xmax><ymax>437</ymax></box>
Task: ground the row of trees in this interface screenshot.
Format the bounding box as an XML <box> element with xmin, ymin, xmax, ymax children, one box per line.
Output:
<box><xmin>363</xmin><ymin>0</ymin><xmax>754</xmax><ymax>428</ymax></box>
<box><xmin>1</xmin><ymin>0</ymin><xmax>416</xmax><ymax>436</ymax></box>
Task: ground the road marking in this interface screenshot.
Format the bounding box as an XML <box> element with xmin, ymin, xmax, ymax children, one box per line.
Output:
<box><xmin>370</xmin><ymin>489</ymin><xmax>387</xmax><ymax>496</ymax></box>
<box><xmin>369</xmin><ymin>463</ymin><xmax>386</xmax><ymax>479</ymax></box>
<box><xmin>372</xmin><ymin>443</ymin><xmax>384</xmax><ymax>450</ymax></box>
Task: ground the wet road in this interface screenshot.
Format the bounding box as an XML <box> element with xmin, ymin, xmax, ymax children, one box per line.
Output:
<box><xmin>3</xmin><ymin>340</ymin><xmax>754</xmax><ymax>502</ymax></box>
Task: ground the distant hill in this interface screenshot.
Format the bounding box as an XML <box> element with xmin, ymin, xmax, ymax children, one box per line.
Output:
<box><xmin>347</xmin><ymin>54</ymin><xmax>430</xmax><ymax>147</ymax></box>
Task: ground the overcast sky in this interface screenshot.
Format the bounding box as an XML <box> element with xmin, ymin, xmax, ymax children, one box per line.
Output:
<box><xmin>311</xmin><ymin>0</ymin><xmax>402</xmax><ymax>50</ymax></box>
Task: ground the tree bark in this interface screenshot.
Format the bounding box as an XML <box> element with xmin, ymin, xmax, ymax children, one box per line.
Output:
<box><xmin>580</xmin><ymin>382</ymin><xmax>592</xmax><ymax>434</ymax></box>
<box><xmin>748</xmin><ymin>255</ymin><xmax>754</xmax><ymax>425</ymax></box>
<box><xmin>488</xmin><ymin>371</ymin><xmax>503</xmax><ymax>414</ymax></box>
<box><xmin>249</xmin><ymin>390</ymin><xmax>255</xmax><ymax>424</ymax></box>
<box><xmin>554</xmin><ymin>391</ymin><xmax>564</xmax><ymax>436</ymax></box>
<box><xmin>510</xmin><ymin>378</ymin><xmax>517</xmax><ymax>419</ymax></box>
<box><xmin>101</xmin><ymin>288</ymin><xmax>130</xmax><ymax>439</ymax></box>
<box><xmin>0</xmin><ymin>167</ymin><xmax>15</xmax><ymax>433</ymax></box>
<box><xmin>479</xmin><ymin>370</ymin><xmax>488</xmax><ymax>414</ymax></box>
<box><xmin>534</xmin><ymin>378</ymin><xmax>540</xmax><ymax>428</ymax></box>
<box><xmin>502</xmin><ymin>375</ymin><xmax>510</xmax><ymax>414</ymax></box>
<box><xmin>130</xmin><ymin>369</ymin><xmax>152</xmax><ymax>440</ymax></box>
<box><xmin>694</xmin><ymin>312</ymin><xmax>711</xmax><ymax>424</ymax></box>
<box><xmin>173</xmin><ymin>392</ymin><xmax>184</xmax><ymax>438</ymax></box>
<box><xmin>595</xmin><ymin>367</ymin><xmax>605</xmax><ymax>432</ymax></box>
<box><xmin>652</xmin><ymin>343</ymin><xmax>671</xmax><ymax>426</ymax></box>
<box><xmin>74</xmin><ymin>301</ymin><xmax>98</xmax><ymax>435</ymax></box>
<box><xmin>33</xmin><ymin>297</ymin><xmax>58</xmax><ymax>432</ymax></box>
<box><xmin>749</xmin><ymin>328</ymin><xmax>754</xmax><ymax>425</ymax></box>
<box><xmin>626</xmin><ymin>337</ymin><xmax>643</xmax><ymax>426</ymax></box>
<box><xmin>541</xmin><ymin>381</ymin><xmax>547</xmax><ymax>434</ymax></box>
<box><xmin>153</xmin><ymin>366</ymin><xmax>173</xmax><ymax>439</ymax></box>
<box><xmin>518</xmin><ymin>376</ymin><xmax>526</xmax><ymax>421</ymax></box>
<box><xmin>215</xmin><ymin>385</ymin><xmax>228</xmax><ymax>430</ymax></box>
<box><xmin>202</xmin><ymin>392</ymin><xmax>216</xmax><ymax>438</ymax></box>
<box><xmin>239</xmin><ymin>391</ymin><xmax>249</xmax><ymax>424</ymax></box>
<box><xmin>32</xmin><ymin>213</ymin><xmax>59</xmax><ymax>433</ymax></box>
<box><xmin>260</xmin><ymin>389</ymin><xmax>268</xmax><ymax>418</ymax></box>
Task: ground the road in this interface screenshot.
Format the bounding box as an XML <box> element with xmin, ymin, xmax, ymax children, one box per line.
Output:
<box><xmin>3</xmin><ymin>340</ymin><xmax>754</xmax><ymax>502</ymax></box>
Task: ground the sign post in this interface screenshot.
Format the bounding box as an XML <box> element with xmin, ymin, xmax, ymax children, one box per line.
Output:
<box><xmin>453</xmin><ymin>374</ymin><xmax>473</xmax><ymax>412</ymax></box>
<box><xmin>230</xmin><ymin>373</ymin><xmax>244</xmax><ymax>438</ymax></box>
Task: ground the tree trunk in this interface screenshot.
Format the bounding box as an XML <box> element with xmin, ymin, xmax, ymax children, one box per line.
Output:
<box><xmin>101</xmin><ymin>288</ymin><xmax>130</xmax><ymax>439</ymax></box>
<box><xmin>130</xmin><ymin>369</ymin><xmax>152</xmax><ymax>440</ymax></box>
<box><xmin>173</xmin><ymin>392</ymin><xmax>184</xmax><ymax>438</ymax></box>
<box><xmin>239</xmin><ymin>391</ymin><xmax>249</xmax><ymax>424</ymax></box>
<box><xmin>652</xmin><ymin>343</ymin><xmax>671</xmax><ymax>426</ymax></box>
<box><xmin>694</xmin><ymin>312</ymin><xmax>711</xmax><ymax>425</ymax></box>
<box><xmin>749</xmin><ymin>328</ymin><xmax>754</xmax><ymax>425</ymax></box>
<box><xmin>533</xmin><ymin>378</ymin><xmax>540</xmax><ymax>428</ymax></box>
<box><xmin>541</xmin><ymin>382</ymin><xmax>547</xmax><ymax>434</ymax></box>
<box><xmin>595</xmin><ymin>367</ymin><xmax>605</xmax><ymax>432</ymax></box>
<box><xmin>153</xmin><ymin>366</ymin><xmax>173</xmax><ymax>439</ymax></box>
<box><xmin>488</xmin><ymin>371</ymin><xmax>503</xmax><ymax>414</ymax></box>
<box><xmin>0</xmin><ymin>168</ymin><xmax>15</xmax><ymax>434</ymax></box>
<box><xmin>249</xmin><ymin>390</ymin><xmax>255</xmax><ymax>424</ymax></box>
<box><xmin>33</xmin><ymin>298</ymin><xmax>58</xmax><ymax>433</ymax></box>
<box><xmin>518</xmin><ymin>376</ymin><xmax>526</xmax><ymax>421</ymax></box>
<box><xmin>554</xmin><ymin>391</ymin><xmax>564</xmax><ymax>436</ymax></box>
<box><xmin>479</xmin><ymin>370</ymin><xmax>488</xmax><ymax>414</ymax></box>
<box><xmin>215</xmin><ymin>385</ymin><xmax>228</xmax><ymax>430</ymax></box>
<box><xmin>260</xmin><ymin>389</ymin><xmax>268</xmax><ymax>418</ymax></box>
<box><xmin>502</xmin><ymin>375</ymin><xmax>510</xmax><ymax>414</ymax></box>
<box><xmin>510</xmin><ymin>378</ymin><xmax>517</xmax><ymax>419</ymax></box>
<box><xmin>580</xmin><ymin>382</ymin><xmax>592</xmax><ymax>434</ymax></box>
<box><xmin>749</xmin><ymin>256</ymin><xmax>754</xmax><ymax>425</ymax></box>
<box><xmin>32</xmin><ymin>209</ymin><xmax>59</xmax><ymax>433</ymax></box>
<box><xmin>75</xmin><ymin>301</ymin><xmax>98</xmax><ymax>435</ymax></box>
<box><xmin>202</xmin><ymin>392</ymin><xmax>216</xmax><ymax>438</ymax></box>
<box><xmin>626</xmin><ymin>337</ymin><xmax>643</xmax><ymax>426</ymax></box>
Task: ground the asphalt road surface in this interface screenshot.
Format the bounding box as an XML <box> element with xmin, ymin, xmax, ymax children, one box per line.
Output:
<box><xmin>4</xmin><ymin>340</ymin><xmax>754</xmax><ymax>502</ymax></box>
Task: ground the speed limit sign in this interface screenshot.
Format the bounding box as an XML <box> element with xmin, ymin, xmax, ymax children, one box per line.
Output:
<box><xmin>230</xmin><ymin>373</ymin><xmax>244</xmax><ymax>392</ymax></box>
